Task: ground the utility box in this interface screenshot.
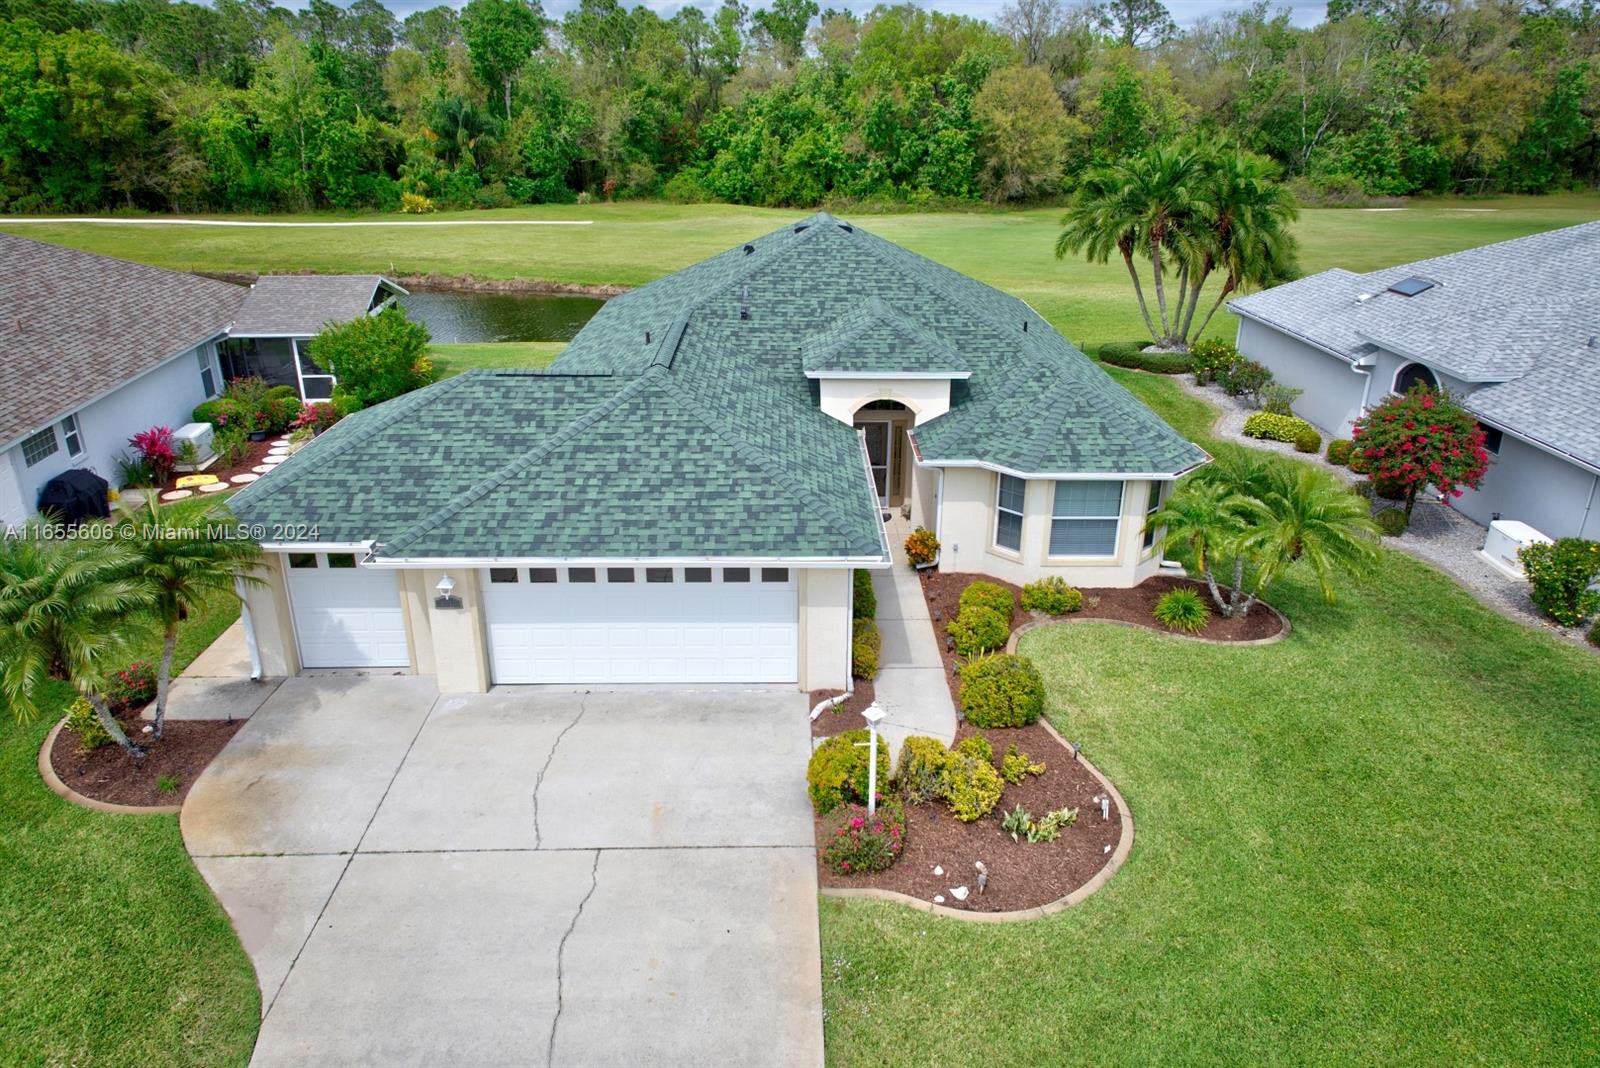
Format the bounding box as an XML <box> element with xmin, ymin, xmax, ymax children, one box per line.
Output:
<box><xmin>1479</xmin><ymin>519</ymin><xmax>1551</xmax><ymax>580</ymax></box>
<box><xmin>173</xmin><ymin>422</ymin><xmax>217</xmax><ymax>471</ymax></box>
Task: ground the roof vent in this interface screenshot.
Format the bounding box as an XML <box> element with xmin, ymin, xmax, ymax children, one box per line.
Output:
<box><xmin>1387</xmin><ymin>276</ymin><xmax>1437</xmax><ymax>297</ymax></box>
<box><xmin>644</xmin><ymin>330</ymin><xmax>651</xmax><ymax>344</ymax></box>
<box><xmin>1022</xmin><ymin>320</ymin><xmax>1029</xmax><ymax>333</ymax></box>
<box><xmin>1355</xmin><ymin>293</ymin><xmax>1375</xmax><ymax>303</ymax></box>
<box><xmin>739</xmin><ymin>283</ymin><xmax>750</xmax><ymax>322</ymax></box>
<box><xmin>838</xmin><ymin>222</ymin><xmax>853</xmax><ymax>233</ymax></box>
<box><xmin>793</xmin><ymin>223</ymin><xmax>809</xmax><ymax>234</ymax></box>
<box><xmin>742</xmin><ymin>244</ymin><xmax>754</xmax><ymax>256</ymax></box>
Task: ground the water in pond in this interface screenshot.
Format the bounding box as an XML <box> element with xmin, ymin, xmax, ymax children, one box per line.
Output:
<box><xmin>396</xmin><ymin>289</ymin><xmax>603</xmax><ymax>344</ymax></box>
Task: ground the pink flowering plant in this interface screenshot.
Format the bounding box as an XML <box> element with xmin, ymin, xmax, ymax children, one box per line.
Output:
<box><xmin>106</xmin><ymin>662</ymin><xmax>157</xmax><ymax>711</ymax></box>
<box><xmin>1350</xmin><ymin>386</ymin><xmax>1490</xmax><ymax>518</ymax></box>
<box><xmin>820</xmin><ymin>795</ymin><xmax>907</xmax><ymax>876</ymax></box>
<box><xmin>130</xmin><ymin>426</ymin><xmax>178</xmax><ymax>484</ymax></box>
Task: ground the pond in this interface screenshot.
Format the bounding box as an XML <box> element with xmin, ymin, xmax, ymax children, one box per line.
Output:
<box><xmin>396</xmin><ymin>288</ymin><xmax>604</xmax><ymax>344</ymax></box>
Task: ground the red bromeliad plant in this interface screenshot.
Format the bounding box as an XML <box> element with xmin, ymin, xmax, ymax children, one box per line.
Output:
<box><xmin>130</xmin><ymin>426</ymin><xmax>178</xmax><ymax>484</ymax></box>
<box><xmin>1351</xmin><ymin>387</ymin><xmax>1490</xmax><ymax>517</ymax></box>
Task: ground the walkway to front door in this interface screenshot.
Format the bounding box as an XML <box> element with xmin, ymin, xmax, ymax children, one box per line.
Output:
<box><xmin>868</xmin><ymin>514</ymin><xmax>960</xmax><ymax>755</ymax></box>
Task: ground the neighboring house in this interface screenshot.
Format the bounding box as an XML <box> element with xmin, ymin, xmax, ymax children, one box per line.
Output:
<box><xmin>229</xmin><ymin>213</ymin><xmax>1206</xmax><ymax>694</ymax></box>
<box><xmin>0</xmin><ymin>233</ymin><xmax>408</xmax><ymax>527</ymax></box>
<box><xmin>220</xmin><ymin>274</ymin><xmax>406</xmax><ymax>401</ymax></box>
<box><xmin>1230</xmin><ymin>221</ymin><xmax>1600</xmax><ymax>541</ymax></box>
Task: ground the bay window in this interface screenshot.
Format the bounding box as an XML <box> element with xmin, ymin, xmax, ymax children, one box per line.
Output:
<box><xmin>1050</xmin><ymin>481</ymin><xmax>1123</xmax><ymax>557</ymax></box>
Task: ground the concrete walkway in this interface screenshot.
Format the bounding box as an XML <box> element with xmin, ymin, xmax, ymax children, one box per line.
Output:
<box><xmin>182</xmin><ymin>677</ymin><xmax>823</xmax><ymax>1068</ymax></box>
<box><xmin>870</xmin><ymin>514</ymin><xmax>959</xmax><ymax>755</ymax></box>
<box><xmin>143</xmin><ymin>621</ymin><xmax>282</xmax><ymax>722</ymax></box>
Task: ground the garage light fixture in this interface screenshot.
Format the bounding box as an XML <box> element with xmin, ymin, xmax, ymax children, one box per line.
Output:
<box><xmin>435</xmin><ymin>574</ymin><xmax>462</xmax><ymax>610</ymax></box>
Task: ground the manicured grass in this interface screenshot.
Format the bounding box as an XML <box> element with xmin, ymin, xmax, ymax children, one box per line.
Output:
<box><xmin>0</xmin><ymin>591</ymin><xmax>260</xmax><ymax>1067</ymax></box>
<box><xmin>7</xmin><ymin>193</ymin><xmax>1599</xmax><ymax>353</ymax></box>
<box><xmin>818</xmin><ymin>372</ymin><xmax>1600</xmax><ymax>1065</ymax></box>
<box><xmin>430</xmin><ymin>341</ymin><xmax>565</xmax><ymax>378</ymax></box>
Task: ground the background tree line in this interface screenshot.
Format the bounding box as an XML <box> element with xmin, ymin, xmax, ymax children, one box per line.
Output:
<box><xmin>0</xmin><ymin>0</ymin><xmax>1596</xmax><ymax>213</ymax></box>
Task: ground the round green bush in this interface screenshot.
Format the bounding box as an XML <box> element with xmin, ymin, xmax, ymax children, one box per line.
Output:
<box><xmin>1020</xmin><ymin>576</ymin><xmax>1082</xmax><ymax>615</ymax></box>
<box><xmin>896</xmin><ymin>736</ymin><xmax>953</xmax><ymax>805</ymax></box>
<box><xmin>958</xmin><ymin>580</ymin><xmax>1014</xmax><ymax>620</ymax></box>
<box><xmin>1519</xmin><ymin>538</ymin><xmax>1600</xmax><ymax>627</ymax></box>
<box><xmin>946</xmin><ymin>605</ymin><xmax>1009</xmax><ymax>657</ymax></box>
<box><xmin>1293</xmin><ymin>428</ymin><xmax>1322</xmax><ymax>453</ymax></box>
<box><xmin>807</xmin><ymin>729</ymin><xmax>891</xmax><ymax>816</ymax></box>
<box><xmin>958</xmin><ymin>654</ymin><xmax>1045</xmax><ymax>728</ymax></box>
<box><xmin>1374</xmin><ymin>508</ymin><xmax>1409</xmax><ymax>537</ymax></box>
<box><xmin>1326</xmin><ymin>439</ymin><xmax>1354</xmax><ymax>466</ymax></box>
<box><xmin>1243</xmin><ymin>412</ymin><xmax>1315</xmax><ymax>444</ymax></box>
<box><xmin>1153</xmin><ymin>587</ymin><xmax>1210</xmax><ymax>633</ymax></box>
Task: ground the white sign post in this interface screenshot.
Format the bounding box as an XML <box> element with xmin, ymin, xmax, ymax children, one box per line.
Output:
<box><xmin>860</xmin><ymin>702</ymin><xmax>887</xmax><ymax>818</ymax></box>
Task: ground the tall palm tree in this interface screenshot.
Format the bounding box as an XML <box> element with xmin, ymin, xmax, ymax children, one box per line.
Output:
<box><xmin>1236</xmin><ymin>463</ymin><xmax>1380</xmax><ymax>616</ymax></box>
<box><xmin>0</xmin><ymin>529</ymin><xmax>156</xmax><ymax>756</ymax></box>
<box><xmin>129</xmin><ymin>500</ymin><xmax>264</xmax><ymax>739</ymax></box>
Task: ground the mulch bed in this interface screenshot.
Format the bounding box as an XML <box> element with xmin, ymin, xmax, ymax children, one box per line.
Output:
<box><xmin>816</xmin><ymin>720</ymin><xmax>1122</xmax><ymax>912</ymax></box>
<box><xmin>155</xmin><ymin>438</ymin><xmax>278</xmax><ymax>495</ymax></box>
<box><xmin>808</xmin><ymin>677</ymin><xmax>877</xmax><ymax>739</ymax></box>
<box><xmin>51</xmin><ymin>713</ymin><xmax>243</xmax><ymax>807</ymax></box>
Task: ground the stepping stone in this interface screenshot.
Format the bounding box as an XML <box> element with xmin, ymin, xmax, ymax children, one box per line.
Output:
<box><xmin>251</xmin><ymin>464</ymin><xmax>273</xmax><ymax>474</ymax></box>
<box><xmin>266</xmin><ymin>447</ymin><xmax>289</xmax><ymax>457</ymax></box>
<box><xmin>261</xmin><ymin>455</ymin><xmax>285</xmax><ymax>466</ymax></box>
<box><xmin>270</xmin><ymin>438</ymin><xmax>290</xmax><ymax>447</ymax></box>
<box><xmin>229</xmin><ymin>473</ymin><xmax>260</xmax><ymax>484</ymax></box>
<box><xmin>199</xmin><ymin>482</ymin><xmax>231</xmax><ymax>493</ymax></box>
<box><xmin>160</xmin><ymin>489</ymin><xmax>193</xmax><ymax>501</ymax></box>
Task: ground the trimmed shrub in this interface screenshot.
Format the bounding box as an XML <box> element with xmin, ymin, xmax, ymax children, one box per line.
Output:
<box><xmin>807</xmin><ymin>729</ymin><xmax>891</xmax><ymax>815</ymax></box>
<box><xmin>65</xmin><ymin>697</ymin><xmax>111</xmax><ymax>751</ymax></box>
<box><xmin>851</xmin><ymin>619</ymin><xmax>880</xmax><ymax>679</ymax></box>
<box><xmin>192</xmin><ymin>397</ymin><xmax>243</xmax><ymax>429</ymax></box>
<box><xmin>947</xmin><ymin>605</ymin><xmax>1009</xmax><ymax>657</ymax></box>
<box><xmin>1293</xmin><ymin>427</ymin><xmax>1322</xmax><ymax>454</ymax></box>
<box><xmin>266</xmin><ymin>385</ymin><xmax>299</xmax><ymax>401</ymax></box>
<box><xmin>1243</xmin><ymin>412</ymin><xmax>1316</xmax><ymax>444</ymax></box>
<box><xmin>1327</xmin><ymin>439</ymin><xmax>1354</xmax><ymax>466</ymax></box>
<box><xmin>958</xmin><ymin>580</ymin><xmax>1014</xmax><ymax>620</ymax></box>
<box><xmin>307</xmin><ymin>306</ymin><xmax>434</xmax><ymax>409</ymax></box>
<box><xmin>944</xmin><ymin>748</ymin><xmax>1004</xmax><ymax>822</ymax></box>
<box><xmin>1519</xmin><ymin>538</ymin><xmax>1600</xmax><ymax>627</ymax></box>
<box><xmin>896</xmin><ymin>736</ymin><xmax>953</xmax><ymax>805</ymax></box>
<box><xmin>904</xmin><ymin>526</ymin><xmax>940</xmax><ymax>567</ymax></box>
<box><xmin>1374</xmin><ymin>508</ymin><xmax>1409</xmax><ymax>537</ymax></box>
<box><xmin>1190</xmin><ymin>338</ymin><xmax>1242</xmax><ymax>385</ymax></box>
<box><xmin>1219</xmin><ymin>358</ymin><xmax>1272</xmax><ymax>401</ymax></box>
<box><xmin>1020</xmin><ymin>576</ymin><xmax>1082</xmax><ymax>615</ymax></box>
<box><xmin>1097</xmin><ymin>341</ymin><xmax>1194</xmax><ymax>375</ymax></box>
<box><xmin>956</xmin><ymin>732</ymin><xmax>994</xmax><ymax>765</ymax></box>
<box><xmin>852</xmin><ymin>568</ymin><xmax>876</xmax><ymax>621</ymax></box>
<box><xmin>958</xmin><ymin>654</ymin><xmax>1045</xmax><ymax>727</ymax></box>
<box><xmin>1153</xmin><ymin>587</ymin><xmax>1210</xmax><ymax>633</ymax></box>
<box><xmin>1348</xmin><ymin>451</ymin><xmax>1372</xmax><ymax>475</ymax></box>
<box><xmin>820</xmin><ymin>796</ymin><xmax>907</xmax><ymax>875</ymax></box>
<box><xmin>1001</xmin><ymin>744</ymin><xmax>1045</xmax><ymax>784</ymax></box>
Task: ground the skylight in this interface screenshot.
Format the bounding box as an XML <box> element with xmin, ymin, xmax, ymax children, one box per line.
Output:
<box><xmin>1387</xmin><ymin>276</ymin><xmax>1437</xmax><ymax>297</ymax></box>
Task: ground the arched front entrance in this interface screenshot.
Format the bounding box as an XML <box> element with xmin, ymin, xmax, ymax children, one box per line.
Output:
<box><xmin>1394</xmin><ymin>362</ymin><xmax>1439</xmax><ymax>394</ymax></box>
<box><xmin>853</xmin><ymin>400</ymin><xmax>911</xmax><ymax>507</ymax></box>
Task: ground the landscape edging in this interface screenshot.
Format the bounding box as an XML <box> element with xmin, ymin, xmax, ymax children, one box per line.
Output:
<box><xmin>37</xmin><ymin>718</ymin><xmax>182</xmax><ymax>816</ymax></box>
<box><xmin>819</xmin><ymin>717</ymin><xmax>1134</xmax><ymax>923</ymax></box>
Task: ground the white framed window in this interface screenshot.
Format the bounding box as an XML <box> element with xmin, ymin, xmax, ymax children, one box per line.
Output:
<box><xmin>994</xmin><ymin>474</ymin><xmax>1025</xmax><ymax>552</ymax></box>
<box><xmin>21</xmin><ymin>428</ymin><xmax>58</xmax><ymax>467</ymax></box>
<box><xmin>198</xmin><ymin>348</ymin><xmax>218</xmax><ymax>397</ymax></box>
<box><xmin>1142</xmin><ymin>481</ymin><xmax>1164</xmax><ymax>551</ymax></box>
<box><xmin>59</xmin><ymin>414</ymin><xmax>84</xmax><ymax>458</ymax></box>
<box><xmin>1050</xmin><ymin>481</ymin><xmax>1123</xmax><ymax>557</ymax></box>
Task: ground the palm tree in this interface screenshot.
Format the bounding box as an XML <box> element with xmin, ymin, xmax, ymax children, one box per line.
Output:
<box><xmin>129</xmin><ymin>500</ymin><xmax>264</xmax><ymax>739</ymax></box>
<box><xmin>1146</xmin><ymin>478</ymin><xmax>1252</xmax><ymax>614</ymax></box>
<box><xmin>1236</xmin><ymin>463</ymin><xmax>1380</xmax><ymax>616</ymax></box>
<box><xmin>0</xmin><ymin>528</ymin><xmax>156</xmax><ymax>756</ymax></box>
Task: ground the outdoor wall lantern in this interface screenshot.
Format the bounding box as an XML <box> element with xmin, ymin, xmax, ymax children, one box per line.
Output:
<box><xmin>434</xmin><ymin>573</ymin><xmax>463</xmax><ymax>610</ymax></box>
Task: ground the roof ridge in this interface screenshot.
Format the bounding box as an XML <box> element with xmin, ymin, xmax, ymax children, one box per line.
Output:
<box><xmin>649</xmin><ymin>373</ymin><xmax>879</xmax><ymax>553</ymax></box>
<box><xmin>839</xmin><ymin>224</ymin><xmax>1035</xmax><ymax>340</ymax></box>
<box><xmin>379</xmin><ymin>373</ymin><xmax>655</xmax><ymax>555</ymax></box>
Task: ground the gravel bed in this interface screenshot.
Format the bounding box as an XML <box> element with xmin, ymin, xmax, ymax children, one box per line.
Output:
<box><xmin>1172</xmin><ymin>375</ymin><xmax>1593</xmax><ymax>651</ymax></box>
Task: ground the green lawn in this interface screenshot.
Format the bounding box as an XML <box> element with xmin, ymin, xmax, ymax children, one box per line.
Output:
<box><xmin>0</xmin><ymin>591</ymin><xmax>260</xmax><ymax>1067</ymax></box>
<box><xmin>7</xmin><ymin>193</ymin><xmax>1600</xmax><ymax>352</ymax></box>
<box><xmin>430</xmin><ymin>340</ymin><xmax>565</xmax><ymax>378</ymax></box>
<box><xmin>818</xmin><ymin>370</ymin><xmax>1600</xmax><ymax>1065</ymax></box>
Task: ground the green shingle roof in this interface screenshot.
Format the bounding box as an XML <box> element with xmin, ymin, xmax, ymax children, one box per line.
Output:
<box><xmin>231</xmin><ymin>212</ymin><xmax>1202</xmax><ymax>560</ymax></box>
<box><xmin>801</xmin><ymin>296</ymin><xmax>970</xmax><ymax>377</ymax></box>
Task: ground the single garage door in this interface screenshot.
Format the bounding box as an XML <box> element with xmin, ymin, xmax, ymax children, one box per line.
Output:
<box><xmin>483</xmin><ymin>564</ymin><xmax>797</xmax><ymax>684</ymax></box>
<box><xmin>285</xmin><ymin>551</ymin><xmax>408</xmax><ymax>668</ymax></box>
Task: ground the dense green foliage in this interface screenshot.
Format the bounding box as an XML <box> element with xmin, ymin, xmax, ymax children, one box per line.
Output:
<box><xmin>1020</xmin><ymin>575</ymin><xmax>1083</xmax><ymax>614</ymax></box>
<box><xmin>1518</xmin><ymin>537</ymin><xmax>1600</xmax><ymax>627</ymax></box>
<box><xmin>958</xmin><ymin>652</ymin><xmax>1046</xmax><ymax>727</ymax></box>
<box><xmin>819</xmin><ymin>795</ymin><xmax>907</xmax><ymax>875</ymax></box>
<box><xmin>807</xmin><ymin>728</ymin><xmax>891</xmax><ymax>815</ymax></box>
<box><xmin>895</xmin><ymin>734</ymin><xmax>953</xmax><ymax>805</ymax></box>
<box><xmin>852</xmin><ymin>568</ymin><xmax>876</xmax><ymax>620</ymax></box>
<box><xmin>1242</xmin><ymin>411</ymin><xmax>1316</xmax><ymax>443</ymax></box>
<box><xmin>957</xmin><ymin>579</ymin><xmax>1015</xmax><ymax>619</ymax></box>
<box><xmin>946</xmin><ymin>604</ymin><xmax>1010</xmax><ymax>656</ymax></box>
<box><xmin>942</xmin><ymin>735</ymin><xmax>1004</xmax><ymax>821</ymax></box>
<box><xmin>1096</xmin><ymin>340</ymin><xmax>1194</xmax><ymax>373</ymax></box>
<box><xmin>306</xmin><ymin>305</ymin><xmax>435</xmax><ymax>410</ymax></box>
<box><xmin>851</xmin><ymin>618</ymin><xmax>881</xmax><ymax>678</ymax></box>
<box><xmin>1152</xmin><ymin>585</ymin><xmax>1210</xmax><ymax>632</ymax></box>
<box><xmin>2</xmin><ymin>0</ymin><xmax>1595</xmax><ymax>214</ymax></box>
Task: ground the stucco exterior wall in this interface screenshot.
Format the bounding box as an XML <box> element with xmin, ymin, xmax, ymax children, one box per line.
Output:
<box><xmin>798</xmin><ymin>567</ymin><xmax>852</xmax><ymax>693</ymax></box>
<box><xmin>1235</xmin><ymin>317</ymin><xmax>1367</xmax><ymax>436</ymax></box>
<box><xmin>933</xmin><ymin>466</ymin><xmax>1165</xmax><ymax>587</ymax></box>
<box><xmin>817</xmin><ymin>378</ymin><xmax>953</xmax><ymax>426</ymax></box>
<box><xmin>419</xmin><ymin>567</ymin><xmax>491</xmax><ymax>693</ymax></box>
<box><xmin>908</xmin><ymin>463</ymin><xmax>938</xmax><ymax>532</ymax></box>
<box><xmin>0</xmin><ymin>450</ymin><xmax>25</xmax><ymax>530</ymax></box>
<box><xmin>242</xmin><ymin>553</ymin><xmax>301</xmax><ymax>678</ymax></box>
<box><xmin>1454</xmin><ymin>436</ymin><xmax>1600</xmax><ymax>540</ymax></box>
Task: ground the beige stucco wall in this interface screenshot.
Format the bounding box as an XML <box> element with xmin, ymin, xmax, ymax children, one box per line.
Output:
<box><xmin>241</xmin><ymin>553</ymin><xmax>301</xmax><ymax>678</ymax></box>
<box><xmin>818</xmin><ymin>378</ymin><xmax>954</xmax><ymax>426</ymax></box>
<box><xmin>932</xmin><ymin>466</ymin><xmax>1166</xmax><ymax>587</ymax></box>
<box><xmin>798</xmin><ymin>567</ymin><xmax>852</xmax><ymax>692</ymax></box>
<box><xmin>417</xmin><ymin>568</ymin><xmax>491</xmax><ymax>693</ymax></box>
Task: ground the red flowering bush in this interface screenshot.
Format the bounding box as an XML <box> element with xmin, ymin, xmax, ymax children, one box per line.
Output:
<box><xmin>820</xmin><ymin>796</ymin><xmax>907</xmax><ymax>875</ymax></box>
<box><xmin>106</xmin><ymin>661</ymin><xmax>157</xmax><ymax>710</ymax></box>
<box><xmin>292</xmin><ymin>402</ymin><xmax>342</xmax><ymax>435</ymax></box>
<box><xmin>1350</xmin><ymin>386</ymin><xmax>1489</xmax><ymax>516</ymax></box>
<box><xmin>130</xmin><ymin>426</ymin><xmax>178</xmax><ymax>484</ymax></box>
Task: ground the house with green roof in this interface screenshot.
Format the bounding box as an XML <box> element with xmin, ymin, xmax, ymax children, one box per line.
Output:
<box><xmin>229</xmin><ymin>214</ymin><xmax>1205</xmax><ymax>694</ymax></box>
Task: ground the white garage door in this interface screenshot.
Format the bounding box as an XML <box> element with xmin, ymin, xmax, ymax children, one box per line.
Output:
<box><xmin>285</xmin><ymin>552</ymin><xmax>408</xmax><ymax>668</ymax></box>
<box><xmin>483</xmin><ymin>565</ymin><xmax>798</xmax><ymax>684</ymax></box>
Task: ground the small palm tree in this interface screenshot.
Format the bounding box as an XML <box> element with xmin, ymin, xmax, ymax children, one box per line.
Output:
<box><xmin>0</xmin><ymin>528</ymin><xmax>156</xmax><ymax>756</ymax></box>
<box><xmin>1237</xmin><ymin>464</ymin><xmax>1381</xmax><ymax>615</ymax></box>
<box><xmin>129</xmin><ymin>499</ymin><xmax>264</xmax><ymax>738</ymax></box>
<box><xmin>1147</xmin><ymin>478</ymin><xmax>1251</xmax><ymax>615</ymax></box>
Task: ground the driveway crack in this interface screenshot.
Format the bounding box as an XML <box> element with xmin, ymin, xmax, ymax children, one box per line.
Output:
<box><xmin>532</xmin><ymin>692</ymin><xmax>589</xmax><ymax>849</ymax></box>
<box><xmin>548</xmin><ymin>849</ymin><xmax>601</xmax><ymax>1065</ymax></box>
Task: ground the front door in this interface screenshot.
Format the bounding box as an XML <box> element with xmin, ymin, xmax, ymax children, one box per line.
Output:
<box><xmin>857</xmin><ymin>421</ymin><xmax>890</xmax><ymax>505</ymax></box>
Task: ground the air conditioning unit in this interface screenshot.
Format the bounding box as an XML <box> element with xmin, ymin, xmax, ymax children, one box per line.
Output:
<box><xmin>1479</xmin><ymin>519</ymin><xmax>1551</xmax><ymax>580</ymax></box>
<box><xmin>172</xmin><ymin>422</ymin><xmax>217</xmax><ymax>471</ymax></box>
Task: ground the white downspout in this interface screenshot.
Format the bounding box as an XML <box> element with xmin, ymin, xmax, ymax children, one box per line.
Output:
<box><xmin>1582</xmin><ymin>475</ymin><xmax>1599</xmax><ymax>539</ymax></box>
<box><xmin>1350</xmin><ymin>356</ymin><xmax>1376</xmax><ymax>426</ymax></box>
<box><xmin>235</xmin><ymin>576</ymin><xmax>263</xmax><ymax>681</ymax></box>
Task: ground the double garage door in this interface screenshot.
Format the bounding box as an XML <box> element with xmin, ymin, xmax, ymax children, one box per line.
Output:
<box><xmin>483</xmin><ymin>565</ymin><xmax>798</xmax><ymax>684</ymax></box>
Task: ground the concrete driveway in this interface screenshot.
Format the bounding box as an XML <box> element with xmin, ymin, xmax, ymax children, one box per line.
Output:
<box><xmin>183</xmin><ymin>676</ymin><xmax>823</xmax><ymax>1068</ymax></box>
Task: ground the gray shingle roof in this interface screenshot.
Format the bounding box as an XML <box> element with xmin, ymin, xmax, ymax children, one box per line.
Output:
<box><xmin>230</xmin><ymin>275</ymin><xmax>404</xmax><ymax>337</ymax></box>
<box><xmin>232</xmin><ymin>213</ymin><xmax>1203</xmax><ymax>560</ymax></box>
<box><xmin>0</xmin><ymin>233</ymin><xmax>245</xmax><ymax>447</ymax></box>
<box><xmin>801</xmin><ymin>296</ymin><xmax>971</xmax><ymax>377</ymax></box>
<box><xmin>1230</xmin><ymin>220</ymin><xmax>1600</xmax><ymax>470</ymax></box>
